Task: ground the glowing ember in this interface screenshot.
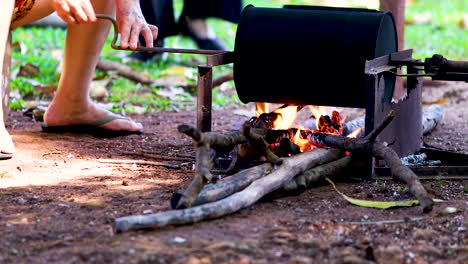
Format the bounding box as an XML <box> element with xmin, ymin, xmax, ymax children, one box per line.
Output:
<box><xmin>253</xmin><ymin>104</ymin><xmax>361</xmax><ymax>153</ymax></box>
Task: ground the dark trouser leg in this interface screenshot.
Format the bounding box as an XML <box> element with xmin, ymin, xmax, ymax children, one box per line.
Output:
<box><xmin>139</xmin><ymin>0</ymin><xmax>178</xmax><ymax>41</ymax></box>
<box><xmin>181</xmin><ymin>0</ymin><xmax>243</xmax><ymax>23</ymax></box>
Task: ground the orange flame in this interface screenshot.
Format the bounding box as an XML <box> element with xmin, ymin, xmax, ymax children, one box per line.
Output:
<box><xmin>271</xmin><ymin>105</ymin><xmax>300</xmax><ymax>130</ymax></box>
<box><xmin>346</xmin><ymin>128</ymin><xmax>362</xmax><ymax>138</ymax></box>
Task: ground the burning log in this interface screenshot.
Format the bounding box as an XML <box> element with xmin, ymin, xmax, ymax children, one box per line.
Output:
<box><xmin>309</xmin><ymin>110</ymin><xmax>434</xmax><ymax>213</ymax></box>
<box><xmin>114</xmin><ymin>148</ymin><xmax>343</xmax><ymax>233</ymax></box>
<box><xmin>242</xmin><ymin>121</ymin><xmax>282</xmax><ymax>164</ymax></box>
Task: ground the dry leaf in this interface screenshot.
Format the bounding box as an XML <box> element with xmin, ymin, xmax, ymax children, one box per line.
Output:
<box><xmin>17</xmin><ymin>63</ymin><xmax>40</xmax><ymax>77</ymax></box>
<box><xmin>152</xmin><ymin>75</ymin><xmax>186</xmax><ymax>87</ymax></box>
<box><xmin>459</xmin><ymin>14</ymin><xmax>468</xmax><ymax>30</ymax></box>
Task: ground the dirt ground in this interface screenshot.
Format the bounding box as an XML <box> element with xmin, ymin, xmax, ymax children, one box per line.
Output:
<box><xmin>0</xmin><ymin>81</ymin><xmax>467</xmax><ymax>264</ymax></box>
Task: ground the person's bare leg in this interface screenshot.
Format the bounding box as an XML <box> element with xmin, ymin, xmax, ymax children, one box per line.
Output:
<box><xmin>13</xmin><ymin>0</ymin><xmax>142</xmax><ymax>132</ymax></box>
<box><xmin>0</xmin><ymin>0</ymin><xmax>15</xmax><ymax>155</ymax></box>
<box><xmin>43</xmin><ymin>0</ymin><xmax>142</xmax><ymax>132</ymax></box>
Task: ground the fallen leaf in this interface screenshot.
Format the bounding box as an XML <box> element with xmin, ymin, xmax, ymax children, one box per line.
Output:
<box><xmin>152</xmin><ymin>75</ymin><xmax>186</xmax><ymax>87</ymax></box>
<box><xmin>156</xmin><ymin>87</ymin><xmax>191</xmax><ymax>101</ymax></box>
<box><xmin>422</xmin><ymin>99</ymin><xmax>449</xmax><ymax>105</ymax></box>
<box><xmin>17</xmin><ymin>63</ymin><xmax>40</xmax><ymax>77</ymax></box>
<box><xmin>325</xmin><ymin>178</ymin><xmax>419</xmax><ymax>209</ymax></box>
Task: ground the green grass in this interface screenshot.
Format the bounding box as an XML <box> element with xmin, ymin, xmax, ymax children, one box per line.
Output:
<box><xmin>9</xmin><ymin>0</ymin><xmax>467</xmax><ymax>113</ymax></box>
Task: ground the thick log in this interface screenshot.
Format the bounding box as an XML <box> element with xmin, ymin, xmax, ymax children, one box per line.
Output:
<box><xmin>309</xmin><ymin>111</ymin><xmax>434</xmax><ymax>213</ymax></box>
<box><xmin>283</xmin><ymin>155</ymin><xmax>352</xmax><ymax>193</ymax></box>
<box><xmin>114</xmin><ymin>148</ymin><xmax>343</xmax><ymax>233</ymax></box>
<box><xmin>190</xmin><ymin>162</ymin><xmax>273</xmax><ymax>207</ymax></box>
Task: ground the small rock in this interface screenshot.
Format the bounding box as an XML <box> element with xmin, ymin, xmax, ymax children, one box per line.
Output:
<box><xmin>187</xmin><ymin>256</ymin><xmax>211</xmax><ymax>264</ymax></box>
<box><xmin>374</xmin><ymin>245</ymin><xmax>404</xmax><ymax>264</ymax></box>
<box><xmin>236</xmin><ymin>256</ymin><xmax>252</xmax><ymax>264</ymax></box>
<box><xmin>359</xmin><ymin>236</ymin><xmax>372</xmax><ymax>245</ymax></box>
<box><xmin>413</xmin><ymin>228</ymin><xmax>439</xmax><ymax>241</ymax></box>
<box><xmin>455</xmin><ymin>245</ymin><xmax>468</xmax><ymax>262</ymax></box>
<box><xmin>413</xmin><ymin>244</ymin><xmax>442</xmax><ymax>258</ymax></box>
<box><xmin>272</xmin><ymin>238</ymin><xmax>289</xmax><ymax>245</ymax></box>
<box><xmin>342</xmin><ymin>255</ymin><xmax>370</xmax><ymax>264</ymax></box>
<box><xmin>287</xmin><ymin>256</ymin><xmax>312</xmax><ymax>264</ymax></box>
<box><xmin>297</xmin><ymin>235</ymin><xmax>321</xmax><ymax>248</ymax></box>
<box><xmin>206</xmin><ymin>241</ymin><xmax>236</xmax><ymax>251</ymax></box>
<box><xmin>251</xmin><ymin>260</ymin><xmax>268</xmax><ymax>264</ymax></box>
<box><xmin>173</xmin><ymin>237</ymin><xmax>186</xmax><ymax>243</ymax></box>
<box><xmin>273</xmin><ymin>231</ymin><xmax>296</xmax><ymax>241</ymax></box>
<box><xmin>16</xmin><ymin>198</ymin><xmax>27</xmax><ymax>205</ymax></box>
<box><xmin>122</xmin><ymin>180</ymin><xmax>129</xmax><ymax>186</ymax></box>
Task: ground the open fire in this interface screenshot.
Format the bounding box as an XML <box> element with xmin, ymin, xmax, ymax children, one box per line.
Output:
<box><xmin>252</xmin><ymin>103</ymin><xmax>362</xmax><ymax>156</ymax></box>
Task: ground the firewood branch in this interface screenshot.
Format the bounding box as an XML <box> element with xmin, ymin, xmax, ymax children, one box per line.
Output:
<box><xmin>282</xmin><ymin>155</ymin><xmax>353</xmax><ymax>193</ymax></box>
<box><xmin>242</xmin><ymin>121</ymin><xmax>282</xmax><ymax>165</ymax></box>
<box><xmin>174</xmin><ymin>125</ymin><xmax>248</xmax><ymax>209</ymax></box>
<box><xmin>114</xmin><ymin>148</ymin><xmax>343</xmax><ymax>233</ymax></box>
<box><xmin>308</xmin><ymin>110</ymin><xmax>434</xmax><ymax>213</ymax></box>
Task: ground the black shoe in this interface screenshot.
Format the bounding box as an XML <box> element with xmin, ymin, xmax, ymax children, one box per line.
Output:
<box><xmin>127</xmin><ymin>40</ymin><xmax>165</xmax><ymax>62</ymax></box>
<box><xmin>178</xmin><ymin>17</ymin><xmax>228</xmax><ymax>51</ymax></box>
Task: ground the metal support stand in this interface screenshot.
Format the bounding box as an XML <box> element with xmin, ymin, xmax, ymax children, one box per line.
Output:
<box><xmin>362</xmin><ymin>49</ymin><xmax>423</xmax><ymax>178</ymax></box>
<box><xmin>197</xmin><ymin>66</ymin><xmax>213</xmax><ymax>132</ymax></box>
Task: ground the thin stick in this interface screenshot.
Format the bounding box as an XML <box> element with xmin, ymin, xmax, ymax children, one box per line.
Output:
<box><xmin>97</xmin><ymin>159</ymin><xmax>182</xmax><ymax>169</ymax></box>
<box><xmin>120</xmin><ymin>152</ymin><xmax>194</xmax><ymax>162</ymax></box>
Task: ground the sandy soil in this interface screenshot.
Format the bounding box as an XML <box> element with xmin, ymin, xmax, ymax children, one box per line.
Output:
<box><xmin>0</xmin><ymin>81</ymin><xmax>466</xmax><ymax>264</ymax></box>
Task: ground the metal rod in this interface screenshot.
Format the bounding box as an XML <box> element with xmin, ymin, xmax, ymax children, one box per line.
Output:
<box><xmin>96</xmin><ymin>14</ymin><xmax>224</xmax><ymax>55</ymax></box>
<box><xmin>197</xmin><ymin>66</ymin><xmax>213</xmax><ymax>132</ymax></box>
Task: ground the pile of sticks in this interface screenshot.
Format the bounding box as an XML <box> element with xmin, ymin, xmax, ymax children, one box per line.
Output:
<box><xmin>114</xmin><ymin>110</ymin><xmax>435</xmax><ymax>233</ymax></box>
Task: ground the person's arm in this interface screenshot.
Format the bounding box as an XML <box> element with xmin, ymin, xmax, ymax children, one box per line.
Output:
<box><xmin>51</xmin><ymin>0</ymin><xmax>158</xmax><ymax>50</ymax></box>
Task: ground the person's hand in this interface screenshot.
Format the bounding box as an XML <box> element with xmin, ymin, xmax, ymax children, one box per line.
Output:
<box><xmin>51</xmin><ymin>0</ymin><xmax>97</xmax><ymax>24</ymax></box>
<box><xmin>115</xmin><ymin>0</ymin><xmax>158</xmax><ymax>50</ymax></box>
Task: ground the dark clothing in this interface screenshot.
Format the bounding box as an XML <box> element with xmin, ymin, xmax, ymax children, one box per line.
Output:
<box><xmin>140</xmin><ymin>0</ymin><xmax>243</xmax><ymax>40</ymax></box>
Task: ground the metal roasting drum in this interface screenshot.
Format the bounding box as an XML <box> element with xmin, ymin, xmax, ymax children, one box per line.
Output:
<box><xmin>233</xmin><ymin>5</ymin><xmax>398</xmax><ymax>108</ymax></box>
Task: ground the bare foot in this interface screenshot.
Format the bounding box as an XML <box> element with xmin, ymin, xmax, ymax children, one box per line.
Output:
<box><xmin>43</xmin><ymin>101</ymin><xmax>143</xmax><ymax>132</ymax></box>
<box><xmin>0</xmin><ymin>126</ymin><xmax>14</xmax><ymax>154</ymax></box>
